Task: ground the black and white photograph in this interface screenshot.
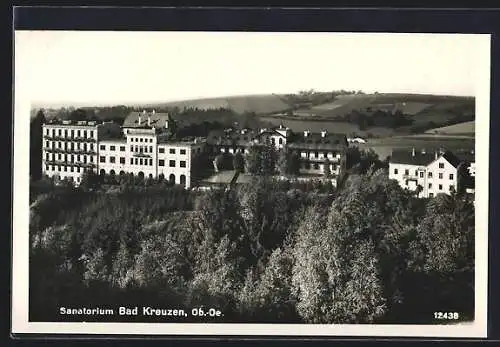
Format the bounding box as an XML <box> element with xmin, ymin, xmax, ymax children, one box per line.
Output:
<box><xmin>13</xmin><ymin>30</ymin><xmax>490</xmax><ymax>337</ymax></box>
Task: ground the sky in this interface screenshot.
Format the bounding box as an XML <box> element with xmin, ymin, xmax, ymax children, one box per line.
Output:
<box><xmin>14</xmin><ymin>31</ymin><xmax>489</xmax><ymax>107</ymax></box>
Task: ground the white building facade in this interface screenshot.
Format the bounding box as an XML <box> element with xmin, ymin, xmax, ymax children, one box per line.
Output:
<box><xmin>389</xmin><ymin>149</ymin><xmax>462</xmax><ymax>198</ymax></box>
<box><xmin>42</xmin><ymin>112</ymin><xmax>207</xmax><ymax>189</ymax></box>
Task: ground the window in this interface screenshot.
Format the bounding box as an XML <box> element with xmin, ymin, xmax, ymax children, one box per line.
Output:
<box><xmin>139</xmin><ymin>158</ymin><xmax>143</xmax><ymax>165</ymax></box>
<box><xmin>140</xmin><ymin>138</ymin><xmax>143</xmax><ymax>142</ymax></box>
<box><xmin>405</xmin><ymin>169</ymin><xmax>409</xmax><ymax>175</ymax></box>
<box><xmin>58</xmin><ymin>129</ymin><xmax>62</xmax><ymax>136</ymax></box>
<box><xmin>314</xmin><ymin>163</ymin><xmax>320</xmax><ymax>170</ymax></box>
<box><xmin>130</xmin><ymin>158</ymin><xmax>133</xmax><ymax>165</ymax></box>
<box><xmin>419</xmin><ymin>172</ymin><xmax>424</xmax><ymax>178</ymax></box>
<box><xmin>130</xmin><ymin>145</ymin><xmax>134</xmax><ymax>152</ymax></box>
<box><xmin>428</xmin><ymin>183</ymin><xmax>432</xmax><ymax>189</ymax></box>
<box><xmin>414</xmin><ymin>170</ymin><xmax>418</xmax><ymax>176</ymax></box>
<box><xmin>100</xmin><ymin>156</ymin><xmax>105</xmax><ymax>163</ymax></box>
<box><xmin>169</xmin><ymin>148</ymin><xmax>176</xmax><ymax>154</ymax></box>
<box><xmin>180</xmin><ymin>160</ymin><xmax>186</xmax><ymax>168</ymax></box>
<box><xmin>180</xmin><ymin>149</ymin><xmax>186</xmax><ymax>155</ymax></box>
<box><xmin>83</xmin><ymin>130</ymin><xmax>87</xmax><ymax>138</ymax></box>
<box><xmin>100</xmin><ymin>145</ymin><xmax>105</xmax><ymax>150</ymax></box>
<box><xmin>315</xmin><ymin>151</ymin><xmax>319</xmax><ymax>158</ymax></box>
<box><xmin>70</xmin><ymin>167</ymin><xmax>74</xmax><ymax>172</ymax></box>
<box><xmin>110</xmin><ymin>157</ymin><xmax>116</xmax><ymax>163</ymax></box>
<box><xmin>394</xmin><ymin>168</ymin><xmax>398</xmax><ymax>175</ymax></box>
<box><xmin>169</xmin><ymin>160</ymin><xmax>176</xmax><ymax>167</ymax></box>
<box><xmin>64</xmin><ymin>166</ymin><xmax>67</xmax><ymax>172</ymax></box>
<box><xmin>428</xmin><ymin>172</ymin><xmax>433</xmax><ymax>178</ymax></box>
<box><xmin>159</xmin><ymin>159</ymin><xmax>165</xmax><ymax>166</ymax></box>
<box><xmin>438</xmin><ymin>173</ymin><xmax>443</xmax><ymax>179</ymax></box>
<box><xmin>271</xmin><ymin>138</ymin><xmax>275</xmax><ymax>144</ymax></box>
<box><xmin>45</xmin><ymin>165</ymin><xmax>49</xmax><ymax>171</ymax></box>
<box><xmin>135</xmin><ymin>158</ymin><xmax>138</xmax><ymax>165</ymax></box>
<box><xmin>110</xmin><ymin>146</ymin><xmax>116</xmax><ymax>151</ymax></box>
<box><xmin>450</xmin><ymin>185</ymin><xmax>455</xmax><ymax>191</ymax></box>
<box><xmin>438</xmin><ymin>184</ymin><xmax>443</xmax><ymax>190</ymax></box>
<box><xmin>429</xmin><ymin>193</ymin><xmax>434</xmax><ymax>198</ymax></box>
<box><xmin>279</xmin><ymin>138</ymin><xmax>283</xmax><ymax>145</ymax></box>
<box><xmin>449</xmin><ymin>174</ymin><xmax>454</xmax><ymax>180</ymax></box>
<box><xmin>120</xmin><ymin>146</ymin><xmax>125</xmax><ymax>151</ymax></box>
<box><xmin>77</xmin><ymin>130</ymin><xmax>80</xmax><ymax>137</ymax></box>
<box><xmin>149</xmin><ymin>159</ymin><xmax>152</xmax><ymax>166</ymax></box>
<box><xmin>120</xmin><ymin>157</ymin><xmax>125</xmax><ymax>164</ymax></box>
<box><xmin>439</xmin><ymin>163</ymin><xmax>444</xmax><ymax>169</ymax></box>
<box><xmin>159</xmin><ymin>148</ymin><xmax>165</xmax><ymax>153</ymax></box>
<box><xmin>90</xmin><ymin>156</ymin><xmax>93</xmax><ymax>162</ymax></box>
<box><xmin>58</xmin><ymin>166</ymin><xmax>61</xmax><ymax>172</ymax></box>
<box><xmin>149</xmin><ymin>146</ymin><xmax>153</xmax><ymax>153</ymax></box>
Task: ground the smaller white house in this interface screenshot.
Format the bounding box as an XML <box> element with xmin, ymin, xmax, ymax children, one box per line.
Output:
<box><xmin>389</xmin><ymin>148</ymin><xmax>462</xmax><ymax>198</ymax></box>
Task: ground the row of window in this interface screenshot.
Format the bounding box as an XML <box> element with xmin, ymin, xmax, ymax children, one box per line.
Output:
<box><xmin>394</xmin><ymin>168</ymin><xmax>454</xmax><ymax>180</ymax></box>
<box><xmin>46</xmin><ymin>153</ymin><xmax>94</xmax><ymax>163</ymax></box>
<box><xmin>429</xmin><ymin>183</ymin><xmax>454</xmax><ymax>191</ymax></box>
<box><xmin>97</xmin><ymin>156</ymin><xmax>187</xmax><ymax>168</ymax></box>
<box><xmin>100</xmin><ymin>144</ymin><xmax>127</xmax><ymax>152</ymax></box>
<box><xmin>46</xmin><ymin>141</ymin><xmax>95</xmax><ymax>151</ymax></box>
<box><xmin>301</xmin><ymin>151</ymin><xmax>339</xmax><ymax>158</ymax></box>
<box><xmin>45</xmin><ymin>128</ymin><xmax>95</xmax><ymax>139</ymax></box>
<box><xmin>45</xmin><ymin>165</ymin><xmax>87</xmax><ymax>173</ymax></box>
<box><xmin>159</xmin><ymin>159</ymin><xmax>186</xmax><ymax>168</ymax></box>
<box><xmin>130</xmin><ymin>137</ymin><xmax>154</xmax><ymax>143</ymax></box>
<box><xmin>97</xmin><ymin>144</ymin><xmax>188</xmax><ymax>156</ymax></box>
<box><xmin>302</xmin><ymin>162</ymin><xmax>338</xmax><ymax>170</ymax></box>
<box><xmin>158</xmin><ymin>147</ymin><xmax>187</xmax><ymax>155</ymax></box>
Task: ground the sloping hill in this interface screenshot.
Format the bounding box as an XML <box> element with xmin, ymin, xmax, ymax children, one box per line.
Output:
<box><xmin>143</xmin><ymin>94</ymin><xmax>290</xmax><ymax>115</ymax></box>
<box><xmin>425</xmin><ymin>121</ymin><xmax>475</xmax><ymax>135</ymax></box>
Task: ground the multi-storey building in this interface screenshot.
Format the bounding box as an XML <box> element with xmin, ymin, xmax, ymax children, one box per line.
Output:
<box><xmin>42</xmin><ymin>111</ymin><xmax>207</xmax><ymax>189</ymax></box>
<box><xmin>388</xmin><ymin>148</ymin><xmax>467</xmax><ymax>198</ymax></box>
<box><xmin>207</xmin><ymin>126</ymin><xmax>348</xmax><ymax>178</ymax></box>
<box><xmin>42</xmin><ymin>120</ymin><xmax>121</xmax><ymax>185</ymax></box>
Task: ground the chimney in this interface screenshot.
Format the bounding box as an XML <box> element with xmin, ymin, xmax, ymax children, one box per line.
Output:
<box><xmin>148</xmin><ymin>116</ymin><xmax>151</xmax><ymax>126</ymax></box>
<box><xmin>138</xmin><ymin>115</ymin><xmax>142</xmax><ymax>125</ymax></box>
<box><xmin>435</xmin><ymin>151</ymin><xmax>438</xmax><ymax>160</ymax></box>
<box><xmin>321</xmin><ymin>130</ymin><xmax>327</xmax><ymax>138</ymax></box>
<box><xmin>412</xmin><ymin>148</ymin><xmax>415</xmax><ymax>157</ymax></box>
<box><xmin>165</xmin><ymin>119</ymin><xmax>169</xmax><ymax>129</ymax></box>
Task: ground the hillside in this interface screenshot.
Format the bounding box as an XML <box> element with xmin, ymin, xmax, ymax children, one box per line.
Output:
<box><xmin>424</xmin><ymin>120</ymin><xmax>475</xmax><ymax>135</ymax></box>
<box><xmin>141</xmin><ymin>94</ymin><xmax>291</xmax><ymax>115</ymax></box>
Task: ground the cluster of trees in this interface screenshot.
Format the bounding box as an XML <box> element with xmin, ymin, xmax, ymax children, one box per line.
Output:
<box><xmin>29</xmin><ymin>149</ymin><xmax>474</xmax><ymax>324</ymax></box>
<box><xmin>213</xmin><ymin>146</ymin><xmax>303</xmax><ymax>178</ymax></box>
<box><xmin>337</xmin><ymin>109</ymin><xmax>414</xmax><ymax>130</ymax></box>
<box><xmin>282</xmin><ymin>89</ymin><xmax>363</xmax><ymax>110</ymax></box>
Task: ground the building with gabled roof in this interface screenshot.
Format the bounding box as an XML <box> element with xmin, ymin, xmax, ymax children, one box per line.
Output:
<box><xmin>389</xmin><ymin>148</ymin><xmax>472</xmax><ymax>198</ymax></box>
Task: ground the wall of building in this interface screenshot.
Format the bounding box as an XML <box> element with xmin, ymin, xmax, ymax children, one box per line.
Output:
<box><xmin>157</xmin><ymin>143</ymin><xmax>192</xmax><ymax>188</ymax></box>
<box><xmin>426</xmin><ymin>157</ymin><xmax>458</xmax><ymax>197</ymax></box>
<box><xmin>42</xmin><ymin>123</ymin><xmax>99</xmax><ymax>185</ymax></box>
<box><xmin>389</xmin><ymin>156</ymin><xmax>459</xmax><ymax>198</ymax></box>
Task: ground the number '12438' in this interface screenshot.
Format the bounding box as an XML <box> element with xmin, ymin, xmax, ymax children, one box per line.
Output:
<box><xmin>434</xmin><ymin>312</ymin><xmax>459</xmax><ymax>320</ymax></box>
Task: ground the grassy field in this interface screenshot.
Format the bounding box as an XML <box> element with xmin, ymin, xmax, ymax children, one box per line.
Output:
<box><xmin>355</xmin><ymin>135</ymin><xmax>475</xmax><ymax>160</ymax></box>
<box><xmin>425</xmin><ymin>120</ymin><xmax>475</xmax><ymax>135</ymax></box>
<box><xmin>259</xmin><ymin>116</ymin><xmax>396</xmax><ymax>137</ymax></box>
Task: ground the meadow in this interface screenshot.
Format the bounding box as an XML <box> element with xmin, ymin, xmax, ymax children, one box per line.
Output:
<box><xmin>425</xmin><ymin>121</ymin><xmax>475</xmax><ymax>135</ymax></box>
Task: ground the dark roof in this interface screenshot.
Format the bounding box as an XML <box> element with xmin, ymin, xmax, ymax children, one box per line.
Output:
<box><xmin>206</xmin><ymin>129</ymin><xmax>258</xmax><ymax>146</ymax></box>
<box><xmin>441</xmin><ymin>151</ymin><xmax>461</xmax><ymax>168</ymax></box>
<box><xmin>390</xmin><ymin>149</ymin><xmax>464</xmax><ymax>168</ymax></box>
<box><xmin>123</xmin><ymin>111</ymin><xmax>176</xmax><ymax>128</ymax></box>
<box><xmin>288</xmin><ymin>133</ymin><xmax>348</xmax><ymax>150</ymax></box>
<box><xmin>390</xmin><ymin>150</ymin><xmax>437</xmax><ymax>166</ymax></box>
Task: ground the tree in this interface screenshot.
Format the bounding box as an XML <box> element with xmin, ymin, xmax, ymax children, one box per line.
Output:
<box><xmin>245</xmin><ymin>144</ymin><xmax>277</xmax><ymax>176</ymax></box>
<box><xmin>292</xmin><ymin>201</ymin><xmax>387</xmax><ymax>324</ymax></box>
<box><xmin>80</xmin><ymin>170</ymin><xmax>100</xmax><ymax>191</ymax></box>
<box><xmin>233</xmin><ymin>151</ymin><xmax>245</xmax><ymax>173</ymax></box>
<box><xmin>30</xmin><ymin>109</ymin><xmax>46</xmax><ymax>181</ymax></box>
<box><xmin>323</xmin><ymin>158</ymin><xmax>332</xmax><ymax>178</ymax></box>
